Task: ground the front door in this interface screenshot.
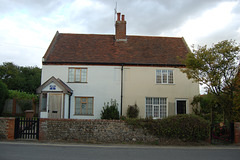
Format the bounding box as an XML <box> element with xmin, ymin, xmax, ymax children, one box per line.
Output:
<box><xmin>48</xmin><ymin>93</ymin><xmax>62</xmax><ymax>119</ymax></box>
<box><xmin>176</xmin><ymin>100</ymin><xmax>187</xmax><ymax>114</ymax></box>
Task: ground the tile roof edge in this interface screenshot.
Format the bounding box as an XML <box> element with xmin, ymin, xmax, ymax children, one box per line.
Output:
<box><xmin>42</xmin><ymin>61</ymin><xmax>186</xmax><ymax>67</ymax></box>
<box><xmin>42</xmin><ymin>31</ymin><xmax>60</xmax><ymax>62</ymax></box>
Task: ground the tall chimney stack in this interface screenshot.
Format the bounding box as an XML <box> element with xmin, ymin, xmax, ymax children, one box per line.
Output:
<box><xmin>115</xmin><ymin>12</ymin><xmax>127</xmax><ymax>42</ymax></box>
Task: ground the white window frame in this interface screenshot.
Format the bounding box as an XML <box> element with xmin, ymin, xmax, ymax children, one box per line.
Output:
<box><xmin>175</xmin><ymin>99</ymin><xmax>188</xmax><ymax>115</ymax></box>
<box><xmin>145</xmin><ymin>97</ymin><xmax>168</xmax><ymax>119</ymax></box>
<box><xmin>156</xmin><ymin>69</ymin><xmax>174</xmax><ymax>84</ymax></box>
<box><xmin>68</xmin><ymin>68</ymin><xmax>88</xmax><ymax>83</ymax></box>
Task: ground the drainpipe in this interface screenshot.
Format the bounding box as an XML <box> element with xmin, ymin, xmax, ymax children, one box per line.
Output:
<box><xmin>68</xmin><ymin>94</ymin><xmax>72</xmax><ymax>119</ymax></box>
<box><xmin>120</xmin><ymin>64</ymin><xmax>123</xmax><ymax>116</ymax></box>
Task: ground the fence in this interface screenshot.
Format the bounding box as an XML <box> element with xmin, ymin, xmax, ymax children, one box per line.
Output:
<box><xmin>2</xmin><ymin>99</ymin><xmax>38</xmax><ymax>117</ymax></box>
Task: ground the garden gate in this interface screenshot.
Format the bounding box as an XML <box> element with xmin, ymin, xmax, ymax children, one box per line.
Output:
<box><xmin>14</xmin><ymin>117</ymin><xmax>39</xmax><ymax>139</ymax></box>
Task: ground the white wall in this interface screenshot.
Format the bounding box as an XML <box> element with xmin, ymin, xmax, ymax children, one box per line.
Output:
<box><xmin>42</xmin><ymin>65</ymin><xmax>121</xmax><ymax>119</ymax></box>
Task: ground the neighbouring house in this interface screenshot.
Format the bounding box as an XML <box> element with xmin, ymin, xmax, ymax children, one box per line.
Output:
<box><xmin>37</xmin><ymin>13</ymin><xmax>199</xmax><ymax>119</ymax></box>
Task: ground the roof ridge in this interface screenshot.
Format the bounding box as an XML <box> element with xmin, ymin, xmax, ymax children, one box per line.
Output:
<box><xmin>58</xmin><ymin>32</ymin><xmax>183</xmax><ymax>39</ymax></box>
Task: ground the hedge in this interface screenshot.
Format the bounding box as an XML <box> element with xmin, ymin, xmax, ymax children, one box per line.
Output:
<box><xmin>126</xmin><ymin>114</ymin><xmax>210</xmax><ymax>142</ymax></box>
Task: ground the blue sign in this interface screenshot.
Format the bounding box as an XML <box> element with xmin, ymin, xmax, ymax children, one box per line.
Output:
<box><xmin>50</xmin><ymin>85</ymin><xmax>56</xmax><ymax>90</ymax></box>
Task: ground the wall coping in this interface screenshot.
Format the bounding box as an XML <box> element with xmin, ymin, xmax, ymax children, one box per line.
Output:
<box><xmin>0</xmin><ymin>117</ymin><xmax>15</xmax><ymax>120</ymax></box>
<box><xmin>39</xmin><ymin>118</ymin><xmax>125</xmax><ymax>123</ymax></box>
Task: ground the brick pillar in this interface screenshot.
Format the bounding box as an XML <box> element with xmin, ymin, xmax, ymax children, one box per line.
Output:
<box><xmin>38</xmin><ymin>119</ymin><xmax>45</xmax><ymax>141</ymax></box>
<box><xmin>234</xmin><ymin>122</ymin><xmax>240</xmax><ymax>144</ymax></box>
<box><xmin>6</xmin><ymin>118</ymin><xmax>15</xmax><ymax>140</ymax></box>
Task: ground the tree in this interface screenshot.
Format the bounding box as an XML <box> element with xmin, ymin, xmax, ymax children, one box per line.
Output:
<box><xmin>0</xmin><ymin>62</ymin><xmax>41</xmax><ymax>94</ymax></box>
<box><xmin>0</xmin><ymin>80</ymin><xmax>8</xmax><ymax>114</ymax></box>
<box><xmin>191</xmin><ymin>94</ymin><xmax>223</xmax><ymax>122</ymax></box>
<box><xmin>181</xmin><ymin>40</ymin><xmax>240</xmax><ymax>122</ymax></box>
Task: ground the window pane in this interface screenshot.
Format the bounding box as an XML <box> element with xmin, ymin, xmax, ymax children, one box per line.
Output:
<box><xmin>154</xmin><ymin>106</ymin><xmax>159</xmax><ymax>117</ymax></box>
<box><xmin>168</xmin><ymin>70</ymin><xmax>173</xmax><ymax>84</ymax></box>
<box><xmin>160</xmin><ymin>98</ymin><xmax>167</xmax><ymax>118</ymax></box>
<box><xmin>75</xmin><ymin>69</ymin><xmax>81</xmax><ymax>82</ymax></box>
<box><xmin>81</xmin><ymin>69</ymin><xmax>87</xmax><ymax>82</ymax></box>
<box><xmin>81</xmin><ymin>98</ymin><xmax>86</xmax><ymax>103</ymax></box>
<box><xmin>153</xmin><ymin>98</ymin><xmax>159</xmax><ymax>104</ymax></box>
<box><xmin>156</xmin><ymin>70</ymin><xmax>161</xmax><ymax>83</ymax></box>
<box><xmin>146</xmin><ymin>105</ymin><xmax>152</xmax><ymax>118</ymax></box>
<box><xmin>87</xmin><ymin>98</ymin><xmax>93</xmax><ymax>114</ymax></box>
<box><xmin>41</xmin><ymin>93</ymin><xmax>47</xmax><ymax>111</ymax></box>
<box><xmin>69</xmin><ymin>69</ymin><xmax>74</xmax><ymax>82</ymax></box>
<box><xmin>162</xmin><ymin>70</ymin><xmax>167</xmax><ymax>83</ymax></box>
<box><xmin>81</xmin><ymin>103</ymin><xmax>87</xmax><ymax>114</ymax></box>
<box><xmin>75</xmin><ymin>98</ymin><xmax>81</xmax><ymax>114</ymax></box>
<box><xmin>146</xmin><ymin>98</ymin><xmax>152</xmax><ymax>104</ymax></box>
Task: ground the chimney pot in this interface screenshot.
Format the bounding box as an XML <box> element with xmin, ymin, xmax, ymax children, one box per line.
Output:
<box><xmin>117</xmin><ymin>13</ymin><xmax>121</xmax><ymax>21</ymax></box>
<box><xmin>122</xmin><ymin>15</ymin><xmax>125</xmax><ymax>21</ymax></box>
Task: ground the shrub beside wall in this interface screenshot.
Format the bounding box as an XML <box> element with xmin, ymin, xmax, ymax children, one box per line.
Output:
<box><xmin>126</xmin><ymin>114</ymin><xmax>210</xmax><ymax>142</ymax></box>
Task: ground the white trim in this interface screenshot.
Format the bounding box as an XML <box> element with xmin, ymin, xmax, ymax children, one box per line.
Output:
<box><xmin>145</xmin><ymin>97</ymin><xmax>168</xmax><ymax>119</ymax></box>
<box><xmin>155</xmin><ymin>69</ymin><xmax>174</xmax><ymax>84</ymax></box>
<box><xmin>175</xmin><ymin>99</ymin><xmax>188</xmax><ymax>115</ymax></box>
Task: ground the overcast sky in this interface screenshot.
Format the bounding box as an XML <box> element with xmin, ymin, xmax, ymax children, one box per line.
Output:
<box><xmin>0</xmin><ymin>0</ymin><xmax>239</xmax><ymax>68</ymax></box>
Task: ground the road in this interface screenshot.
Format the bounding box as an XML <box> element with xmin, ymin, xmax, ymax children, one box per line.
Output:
<box><xmin>0</xmin><ymin>141</ymin><xmax>240</xmax><ymax>160</ymax></box>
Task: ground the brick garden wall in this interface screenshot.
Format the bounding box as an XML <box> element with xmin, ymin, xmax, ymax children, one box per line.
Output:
<box><xmin>39</xmin><ymin>119</ymin><xmax>159</xmax><ymax>144</ymax></box>
<box><xmin>0</xmin><ymin>117</ymin><xmax>15</xmax><ymax>140</ymax></box>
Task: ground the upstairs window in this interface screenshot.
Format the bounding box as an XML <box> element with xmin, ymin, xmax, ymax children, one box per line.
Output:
<box><xmin>156</xmin><ymin>70</ymin><xmax>173</xmax><ymax>84</ymax></box>
<box><xmin>68</xmin><ymin>68</ymin><xmax>87</xmax><ymax>83</ymax></box>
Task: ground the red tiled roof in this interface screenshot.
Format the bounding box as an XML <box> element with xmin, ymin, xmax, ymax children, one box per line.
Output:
<box><xmin>43</xmin><ymin>31</ymin><xmax>189</xmax><ymax>66</ymax></box>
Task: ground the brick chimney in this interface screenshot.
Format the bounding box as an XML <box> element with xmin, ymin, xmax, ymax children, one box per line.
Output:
<box><xmin>115</xmin><ymin>12</ymin><xmax>127</xmax><ymax>42</ymax></box>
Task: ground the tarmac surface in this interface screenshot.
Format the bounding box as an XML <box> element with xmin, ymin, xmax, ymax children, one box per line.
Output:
<box><xmin>0</xmin><ymin>140</ymin><xmax>240</xmax><ymax>160</ymax></box>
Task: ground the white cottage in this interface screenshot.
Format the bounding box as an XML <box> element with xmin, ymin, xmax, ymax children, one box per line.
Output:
<box><xmin>37</xmin><ymin>13</ymin><xmax>199</xmax><ymax>119</ymax></box>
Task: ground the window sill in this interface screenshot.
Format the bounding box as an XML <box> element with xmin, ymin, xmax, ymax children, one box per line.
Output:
<box><xmin>68</xmin><ymin>82</ymin><xmax>88</xmax><ymax>84</ymax></box>
<box><xmin>155</xmin><ymin>83</ymin><xmax>175</xmax><ymax>85</ymax></box>
<box><xmin>73</xmin><ymin>114</ymin><xmax>94</xmax><ymax>116</ymax></box>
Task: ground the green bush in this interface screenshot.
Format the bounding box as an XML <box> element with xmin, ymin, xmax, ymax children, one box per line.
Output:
<box><xmin>155</xmin><ymin>114</ymin><xmax>210</xmax><ymax>142</ymax></box>
<box><xmin>127</xmin><ymin>104</ymin><xmax>139</xmax><ymax>118</ymax></box>
<box><xmin>8</xmin><ymin>90</ymin><xmax>38</xmax><ymax>100</ymax></box>
<box><xmin>0</xmin><ymin>80</ymin><xmax>8</xmax><ymax>114</ymax></box>
<box><xmin>101</xmin><ymin>99</ymin><xmax>120</xmax><ymax>120</ymax></box>
<box><xmin>125</xmin><ymin>114</ymin><xmax>210</xmax><ymax>142</ymax></box>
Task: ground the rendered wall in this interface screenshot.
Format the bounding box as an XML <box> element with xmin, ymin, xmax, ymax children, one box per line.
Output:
<box><xmin>122</xmin><ymin>66</ymin><xmax>199</xmax><ymax>118</ymax></box>
<box><xmin>41</xmin><ymin>65</ymin><xmax>121</xmax><ymax>119</ymax></box>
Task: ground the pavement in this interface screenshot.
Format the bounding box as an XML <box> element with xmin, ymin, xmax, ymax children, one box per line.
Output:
<box><xmin>1</xmin><ymin>139</ymin><xmax>240</xmax><ymax>149</ymax></box>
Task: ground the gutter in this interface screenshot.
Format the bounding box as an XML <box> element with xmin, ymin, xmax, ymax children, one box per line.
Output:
<box><xmin>43</xmin><ymin>61</ymin><xmax>186</xmax><ymax>67</ymax></box>
<box><xmin>68</xmin><ymin>94</ymin><xmax>72</xmax><ymax>119</ymax></box>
